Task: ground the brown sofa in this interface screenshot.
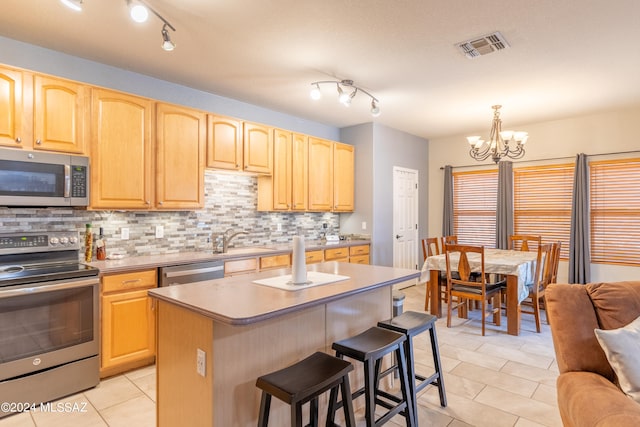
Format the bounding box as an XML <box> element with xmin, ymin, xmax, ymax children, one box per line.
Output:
<box><xmin>546</xmin><ymin>282</ymin><xmax>640</xmax><ymax>427</ymax></box>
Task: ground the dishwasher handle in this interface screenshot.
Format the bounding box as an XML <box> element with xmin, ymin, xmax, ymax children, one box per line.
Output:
<box><xmin>164</xmin><ymin>265</ymin><xmax>223</xmax><ymax>278</ymax></box>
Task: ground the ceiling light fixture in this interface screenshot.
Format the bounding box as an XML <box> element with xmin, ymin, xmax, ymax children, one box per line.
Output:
<box><xmin>310</xmin><ymin>79</ymin><xmax>381</xmax><ymax>117</ymax></box>
<box><xmin>467</xmin><ymin>105</ymin><xmax>528</xmax><ymax>163</ymax></box>
<box><xmin>126</xmin><ymin>0</ymin><xmax>176</xmax><ymax>51</ymax></box>
<box><xmin>60</xmin><ymin>0</ymin><xmax>83</xmax><ymax>12</ymax></box>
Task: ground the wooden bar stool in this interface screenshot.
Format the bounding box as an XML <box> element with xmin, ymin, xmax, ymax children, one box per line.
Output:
<box><xmin>328</xmin><ymin>327</ymin><xmax>416</xmax><ymax>427</ymax></box>
<box><xmin>255</xmin><ymin>351</ymin><xmax>356</xmax><ymax>427</ymax></box>
<box><xmin>377</xmin><ymin>311</ymin><xmax>447</xmax><ymax>421</ymax></box>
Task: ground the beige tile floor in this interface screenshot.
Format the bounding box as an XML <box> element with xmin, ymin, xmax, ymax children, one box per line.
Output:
<box><xmin>0</xmin><ymin>284</ymin><xmax>561</xmax><ymax>427</ymax></box>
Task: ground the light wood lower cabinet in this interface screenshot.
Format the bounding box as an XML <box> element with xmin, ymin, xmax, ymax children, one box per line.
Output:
<box><xmin>100</xmin><ymin>269</ymin><xmax>157</xmax><ymax>378</ymax></box>
<box><xmin>324</xmin><ymin>247</ymin><xmax>349</xmax><ymax>262</ymax></box>
<box><xmin>305</xmin><ymin>250</ymin><xmax>324</xmax><ymax>264</ymax></box>
<box><xmin>259</xmin><ymin>254</ymin><xmax>291</xmax><ymax>270</ymax></box>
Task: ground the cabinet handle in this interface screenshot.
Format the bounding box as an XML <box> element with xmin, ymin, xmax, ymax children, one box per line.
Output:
<box><xmin>145</xmin><ymin>200</ymin><xmax>150</xmax><ymax>205</ymax></box>
<box><xmin>158</xmin><ymin>201</ymin><xmax>163</xmax><ymax>205</ymax></box>
<box><xmin>121</xmin><ymin>278</ymin><xmax>142</xmax><ymax>287</ymax></box>
<box><xmin>15</xmin><ymin>137</ymin><xmax>21</xmax><ymax>144</ymax></box>
<box><xmin>36</xmin><ymin>139</ymin><xmax>42</xmax><ymax>145</ymax></box>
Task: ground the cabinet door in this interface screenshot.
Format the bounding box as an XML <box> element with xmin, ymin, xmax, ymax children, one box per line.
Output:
<box><xmin>101</xmin><ymin>289</ymin><xmax>156</xmax><ymax>370</ymax></box>
<box><xmin>271</xmin><ymin>129</ymin><xmax>292</xmax><ymax>210</ymax></box>
<box><xmin>156</xmin><ymin>103</ymin><xmax>206</xmax><ymax>209</ymax></box>
<box><xmin>0</xmin><ymin>67</ymin><xmax>24</xmax><ymax>148</ymax></box>
<box><xmin>33</xmin><ymin>75</ymin><xmax>89</xmax><ymax>154</ymax></box>
<box><xmin>90</xmin><ymin>89</ymin><xmax>154</xmax><ymax>209</ymax></box>
<box><xmin>308</xmin><ymin>137</ymin><xmax>333</xmax><ymax>211</ymax></box>
<box><xmin>333</xmin><ymin>142</ymin><xmax>355</xmax><ymax>212</ymax></box>
<box><xmin>243</xmin><ymin>122</ymin><xmax>272</xmax><ymax>174</ymax></box>
<box><xmin>206</xmin><ymin>115</ymin><xmax>242</xmax><ymax>170</ymax></box>
<box><xmin>291</xmin><ymin>133</ymin><xmax>308</xmax><ymax>211</ymax></box>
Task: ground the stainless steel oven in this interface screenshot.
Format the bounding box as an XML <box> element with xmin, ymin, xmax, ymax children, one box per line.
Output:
<box><xmin>0</xmin><ymin>147</ymin><xmax>89</xmax><ymax>207</ymax></box>
<box><xmin>0</xmin><ymin>232</ymin><xmax>99</xmax><ymax>418</ymax></box>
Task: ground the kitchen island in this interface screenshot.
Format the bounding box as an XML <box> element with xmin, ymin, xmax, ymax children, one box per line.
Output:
<box><xmin>149</xmin><ymin>261</ymin><xmax>420</xmax><ymax>427</ymax></box>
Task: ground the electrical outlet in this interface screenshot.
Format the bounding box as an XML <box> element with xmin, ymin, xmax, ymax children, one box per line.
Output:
<box><xmin>121</xmin><ymin>228</ymin><xmax>129</xmax><ymax>240</ymax></box>
<box><xmin>196</xmin><ymin>348</ymin><xmax>206</xmax><ymax>377</ymax></box>
<box><xmin>155</xmin><ymin>225</ymin><xmax>164</xmax><ymax>238</ymax></box>
<box><xmin>276</xmin><ymin>223</ymin><xmax>282</xmax><ymax>231</ymax></box>
<box><xmin>362</xmin><ymin>221</ymin><xmax>367</xmax><ymax>230</ymax></box>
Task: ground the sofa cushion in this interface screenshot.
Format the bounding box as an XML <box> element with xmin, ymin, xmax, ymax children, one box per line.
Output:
<box><xmin>595</xmin><ymin>315</ymin><xmax>640</xmax><ymax>403</ymax></box>
<box><xmin>557</xmin><ymin>371</ymin><xmax>640</xmax><ymax>427</ymax></box>
<box><xmin>546</xmin><ymin>284</ymin><xmax>614</xmax><ymax>379</ymax></box>
<box><xmin>587</xmin><ymin>281</ymin><xmax>640</xmax><ymax>330</ymax></box>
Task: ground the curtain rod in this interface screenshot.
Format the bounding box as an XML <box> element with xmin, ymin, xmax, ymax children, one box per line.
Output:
<box><xmin>440</xmin><ymin>149</ymin><xmax>640</xmax><ymax>170</ymax></box>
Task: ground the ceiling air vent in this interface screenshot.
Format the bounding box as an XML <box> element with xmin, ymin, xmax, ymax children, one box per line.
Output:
<box><xmin>456</xmin><ymin>31</ymin><xmax>510</xmax><ymax>59</ymax></box>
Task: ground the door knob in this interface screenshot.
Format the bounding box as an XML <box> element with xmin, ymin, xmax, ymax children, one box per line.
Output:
<box><xmin>395</xmin><ymin>234</ymin><xmax>402</xmax><ymax>239</ymax></box>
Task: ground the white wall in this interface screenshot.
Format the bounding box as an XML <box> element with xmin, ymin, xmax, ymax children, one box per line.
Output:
<box><xmin>428</xmin><ymin>106</ymin><xmax>640</xmax><ymax>283</ymax></box>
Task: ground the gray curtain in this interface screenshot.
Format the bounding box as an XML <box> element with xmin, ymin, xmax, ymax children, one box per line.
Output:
<box><xmin>442</xmin><ymin>165</ymin><xmax>454</xmax><ymax>237</ymax></box>
<box><xmin>569</xmin><ymin>153</ymin><xmax>591</xmax><ymax>284</ymax></box>
<box><xmin>496</xmin><ymin>161</ymin><xmax>514</xmax><ymax>249</ymax></box>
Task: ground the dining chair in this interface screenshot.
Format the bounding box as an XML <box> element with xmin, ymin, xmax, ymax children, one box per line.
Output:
<box><xmin>521</xmin><ymin>243</ymin><xmax>553</xmax><ymax>333</ymax></box>
<box><xmin>550</xmin><ymin>241</ymin><xmax>562</xmax><ymax>284</ymax></box>
<box><xmin>508</xmin><ymin>235</ymin><xmax>541</xmax><ymax>252</ymax></box>
<box><xmin>421</xmin><ymin>237</ymin><xmax>440</xmax><ymax>261</ymax></box>
<box><xmin>444</xmin><ymin>243</ymin><xmax>504</xmax><ymax>336</ymax></box>
<box><xmin>422</xmin><ymin>237</ymin><xmax>444</xmax><ymax>311</ymax></box>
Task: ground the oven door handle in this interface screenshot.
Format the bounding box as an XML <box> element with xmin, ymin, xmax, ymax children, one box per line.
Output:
<box><xmin>0</xmin><ymin>277</ymin><xmax>99</xmax><ymax>299</ymax></box>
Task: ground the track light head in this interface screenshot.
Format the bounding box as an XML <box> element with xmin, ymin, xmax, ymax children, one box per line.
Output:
<box><xmin>310</xmin><ymin>83</ymin><xmax>322</xmax><ymax>100</ymax></box>
<box><xmin>161</xmin><ymin>24</ymin><xmax>176</xmax><ymax>51</ymax></box>
<box><xmin>370</xmin><ymin>99</ymin><xmax>381</xmax><ymax>117</ymax></box>
<box><xmin>129</xmin><ymin>2</ymin><xmax>149</xmax><ymax>23</ymax></box>
<box><xmin>60</xmin><ymin>0</ymin><xmax>83</xmax><ymax>12</ymax></box>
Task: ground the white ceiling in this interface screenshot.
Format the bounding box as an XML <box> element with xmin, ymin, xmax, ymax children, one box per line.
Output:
<box><xmin>2</xmin><ymin>0</ymin><xmax>640</xmax><ymax>140</ymax></box>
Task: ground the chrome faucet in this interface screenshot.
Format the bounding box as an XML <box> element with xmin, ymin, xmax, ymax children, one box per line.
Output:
<box><xmin>215</xmin><ymin>228</ymin><xmax>249</xmax><ymax>253</ymax></box>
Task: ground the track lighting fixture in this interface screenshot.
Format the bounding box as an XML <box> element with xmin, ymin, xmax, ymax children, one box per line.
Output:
<box><xmin>310</xmin><ymin>79</ymin><xmax>381</xmax><ymax>117</ymax></box>
<box><xmin>60</xmin><ymin>0</ymin><xmax>83</xmax><ymax>12</ymax></box>
<box><xmin>126</xmin><ymin>0</ymin><xmax>176</xmax><ymax>51</ymax></box>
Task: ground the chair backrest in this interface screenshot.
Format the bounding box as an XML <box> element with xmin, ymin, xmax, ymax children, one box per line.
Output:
<box><xmin>550</xmin><ymin>241</ymin><xmax>562</xmax><ymax>283</ymax></box>
<box><xmin>444</xmin><ymin>243</ymin><xmax>485</xmax><ymax>290</ymax></box>
<box><xmin>441</xmin><ymin>235</ymin><xmax>458</xmax><ymax>250</ymax></box>
<box><xmin>508</xmin><ymin>234</ymin><xmax>541</xmax><ymax>252</ymax></box>
<box><xmin>532</xmin><ymin>243</ymin><xmax>554</xmax><ymax>297</ymax></box>
<box><xmin>421</xmin><ymin>237</ymin><xmax>440</xmax><ymax>261</ymax></box>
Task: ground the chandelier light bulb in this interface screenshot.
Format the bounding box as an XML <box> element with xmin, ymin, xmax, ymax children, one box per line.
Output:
<box><xmin>130</xmin><ymin>3</ymin><xmax>149</xmax><ymax>23</ymax></box>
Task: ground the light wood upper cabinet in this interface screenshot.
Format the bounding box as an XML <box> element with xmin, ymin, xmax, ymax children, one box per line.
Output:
<box><xmin>333</xmin><ymin>142</ymin><xmax>355</xmax><ymax>212</ymax></box>
<box><xmin>33</xmin><ymin>75</ymin><xmax>89</xmax><ymax>154</ymax></box>
<box><xmin>291</xmin><ymin>133</ymin><xmax>309</xmax><ymax>211</ymax></box>
<box><xmin>243</xmin><ymin>121</ymin><xmax>272</xmax><ymax>174</ymax></box>
<box><xmin>90</xmin><ymin>88</ymin><xmax>154</xmax><ymax>209</ymax></box>
<box><xmin>308</xmin><ymin>137</ymin><xmax>334</xmax><ymax>211</ymax></box>
<box><xmin>156</xmin><ymin>103</ymin><xmax>206</xmax><ymax>209</ymax></box>
<box><xmin>0</xmin><ymin>67</ymin><xmax>24</xmax><ymax>149</ymax></box>
<box><xmin>271</xmin><ymin>128</ymin><xmax>293</xmax><ymax>210</ymax></box>
<box><xmin>206</xmin><ymin>114</ymin><xmax>242</xmax><ymax>170</ymax></box>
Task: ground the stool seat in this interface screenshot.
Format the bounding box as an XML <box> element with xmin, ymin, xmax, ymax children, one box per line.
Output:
<box><xmin>329</xmin><ymin>327</ymin><xmax>416</xmax><ymax>427</ymax></box>
<box><xmin>256</xmin><ymin>352</ymin><xmax>356</xmax><ymax>427</ymax></box>
<box><xmin>378</xmin><ymin>311</ymin><xmax>436</xmax><ymax>337</ymax></box>
<box><xmin>377</xmin><ymin>310</ymin><xmax>447</xmax><ymax>422</ymax></box>
<box><xmin>332</xmin><ymin>326</ymin><xmax>406</xmax><ymax>362</ymax></box>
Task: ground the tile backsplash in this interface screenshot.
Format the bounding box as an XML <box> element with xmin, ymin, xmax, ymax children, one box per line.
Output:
<box><xmin>0</xmin><ymin>171</ymin><xmax>341</xmax><ymax>257</ymax></box>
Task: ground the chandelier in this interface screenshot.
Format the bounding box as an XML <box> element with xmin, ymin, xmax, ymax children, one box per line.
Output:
<box><xmin>310</xmin><ymin>79</ymin><xmax>380</xmax><ymax>117</ymax></box>
<box><xmin>467</xmin><ymin>105</ymin><xmax>528</xmax><ymax>163</ymax></box>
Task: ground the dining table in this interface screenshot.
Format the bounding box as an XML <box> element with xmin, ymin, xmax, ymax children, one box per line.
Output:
<box><xmin>421</xmin><ymin>248</ymin><xmax>539</xmax><ymax>336</ymax></box>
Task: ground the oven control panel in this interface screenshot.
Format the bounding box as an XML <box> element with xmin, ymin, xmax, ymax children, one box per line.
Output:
<box><xmin>0</xmin><ymin>231</ymin><xmax>81</xmax><ymax>255</ymax></box>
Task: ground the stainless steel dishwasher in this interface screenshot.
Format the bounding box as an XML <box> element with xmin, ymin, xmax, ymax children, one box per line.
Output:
<box><xmin>159</xmin><ymin>260</ymin><xmax>225</xmax><ymax>287</ymax></box>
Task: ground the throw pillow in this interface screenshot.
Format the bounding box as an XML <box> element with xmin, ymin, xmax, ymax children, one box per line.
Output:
<box><xmin>594</xmin><ymin>314</ymin><xmax>640</xmax><ymax>403</ymax></box>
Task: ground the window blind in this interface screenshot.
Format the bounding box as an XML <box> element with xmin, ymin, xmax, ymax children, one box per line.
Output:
<box><xmin>514</xmin><ymin>164</ymin><xmax>574</xmax><ymax>259</ymax></box>
<box><xmin>453</xmin><ymin>169</ymin><xmax>498</xmax><ymax>247</ymax></box>
<box><xmin>590</xmin><ymin>158</ymin><xmax>640</xmax><ymax>265</ymax></box>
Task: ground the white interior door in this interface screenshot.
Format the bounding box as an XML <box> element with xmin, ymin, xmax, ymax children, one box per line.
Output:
<box><xmin>393</xmin><ymin>167</ymin><xmax>419</xmax><ymax>289</ymax></box>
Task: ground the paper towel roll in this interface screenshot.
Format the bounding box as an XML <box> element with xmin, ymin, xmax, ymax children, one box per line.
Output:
<box><xmin>291</xmin><ymin>236</ymin><xmax>308</xmax><ymax>285</ymax></box>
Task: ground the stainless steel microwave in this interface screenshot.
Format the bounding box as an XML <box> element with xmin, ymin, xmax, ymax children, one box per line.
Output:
<box><xmin>0</xmin><ymin>148</ymin><xmax>89</xmax><ymax>207</ymax></box>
